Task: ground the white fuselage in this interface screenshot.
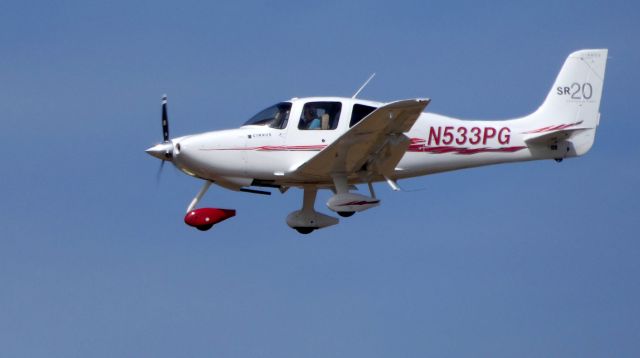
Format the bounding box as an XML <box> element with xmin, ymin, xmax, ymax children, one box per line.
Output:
<box><xmin>169</xmin><ymin>96</ymin><xmax>559</xmax><ymax>188</ymax></box>
<box><xmin>145</xmin><ymin>49</ymin><xmax>607</xmax><ymax>233</ymax></box>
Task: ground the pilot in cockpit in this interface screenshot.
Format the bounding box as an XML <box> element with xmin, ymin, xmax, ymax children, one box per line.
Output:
<box><xmin>300</xmin><ymin>107</ymin><xmax>321</xmax><ymax>130</ymax></box>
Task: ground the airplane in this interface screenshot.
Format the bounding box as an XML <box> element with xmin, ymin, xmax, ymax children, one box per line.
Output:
<box><xmin>146</xmin><ymin>49</ymin><xmax>608</xmax><ymax>234</ymax></box>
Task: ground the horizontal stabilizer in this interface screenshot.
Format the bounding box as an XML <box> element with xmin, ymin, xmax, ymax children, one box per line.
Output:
<box><xmin>525</xmin><ymin>128</ymin><xmax>587</xmax><ymax>145</ymax></box>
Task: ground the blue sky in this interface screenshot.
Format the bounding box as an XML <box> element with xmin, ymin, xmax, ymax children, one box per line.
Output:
<box><xmin>1</xmin><ymin>0</ymin><xmax>639</xmax><ymax>356</ymax></box>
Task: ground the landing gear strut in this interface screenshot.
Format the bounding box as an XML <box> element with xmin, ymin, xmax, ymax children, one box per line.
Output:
<box><xmin>286</xmin><ymin>186</ymin><xmax>339</xmax><ymax>234</ymax></box>
<box><xmin>187</xmin><ymin>180</ymin><xmax>212</xmax><ymax>213</ymax></box>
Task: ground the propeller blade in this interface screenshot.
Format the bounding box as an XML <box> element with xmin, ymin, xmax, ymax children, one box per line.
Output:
<box><xmin>162</xmin><ymin>94</ymin><xmax>170</xmax><ymax>142</ymax></box>
<box><xmin>156</xmin><ymin>160</ymin><xmax>166</xmax><ymax>184</ymax></box>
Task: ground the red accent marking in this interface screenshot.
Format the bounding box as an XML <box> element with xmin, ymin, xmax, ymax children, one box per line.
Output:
<box><xmin>339</xmin><ymin>200</ymin><xmax>380</xmax><ymax>206</ymax></box>
<box><xmin>523</xmin><ymin>120</ymin><xmax>583</xmax><ymax>134</ymax></box>
<box><xmin>202</xmin><ymin>145</ymin><xmax>327</xmax><ymax>152</ymax></box>
<box><xmin>407</xmin><ymin>142</ymin><xmax>527</xmax><ymax>155</ymax></box>
<box><xmin>184</xmin><ymin>208</ymin><xmax>236</xmax><ymax>227</ymax></box>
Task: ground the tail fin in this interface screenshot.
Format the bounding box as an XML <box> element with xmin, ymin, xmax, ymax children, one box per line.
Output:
<box><xmin>521</xmin><ymin>49</ymin><xmax>608</xmax><ymax>156</ymax></box>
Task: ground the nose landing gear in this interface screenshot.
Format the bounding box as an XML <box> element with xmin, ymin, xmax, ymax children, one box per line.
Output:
<box><xmin>185</xmin><ymin>207</ymin><xmax>236</xmax><ymax>231</ymax></box>
<box><xmin>183</xmin><ymin>181</ymin><xmax>236</xmax><ymax>231</ymax></box>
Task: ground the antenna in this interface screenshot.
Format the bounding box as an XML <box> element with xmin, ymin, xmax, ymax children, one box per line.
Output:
<box><xmin>352</xmin><ymin>73</ymin><xmax>376</xmax><ymax>99</ymax></box>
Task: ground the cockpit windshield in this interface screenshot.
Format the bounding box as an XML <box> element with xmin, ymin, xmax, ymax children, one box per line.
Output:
<box><xmin>243</xmin><ymin>102</ymin><xmax>292</xmax><ymax>129</ymax></box>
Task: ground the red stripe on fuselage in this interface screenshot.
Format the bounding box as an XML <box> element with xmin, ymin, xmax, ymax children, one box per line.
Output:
<box><xmin>522</xmin><ymin>120</ymin><xmax>583</xmax><ymax>134</ymax></box>
<box><xmin>407</xmin><ymin>144</ymin><xmax>527</xmax><ymax>155</ymax></box>
<box><xmin>201</xmin><ymin>145</ymin><xmax>327</xmax><ymax>152</ymax></box>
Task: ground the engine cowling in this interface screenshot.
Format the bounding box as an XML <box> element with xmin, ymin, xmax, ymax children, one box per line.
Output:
<box><xmin>184</xmin><ymin>208</ymin><xmax>236</xmax><ymax>230</ymax></box>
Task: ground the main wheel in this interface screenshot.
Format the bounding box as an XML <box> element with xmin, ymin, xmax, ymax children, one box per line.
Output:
<box><xmin>294</xmin><ymin>227</ymin><xmax>314</xmax><ymax>234</ymax></box>
<box><xmin>196</xmin><ymin>224</ymin><xmax>214</xmax><ymax>231</ymax></box>
<box><xmin>337</xmin><ymin>211</ymin><xmax>355</xmax><ymax>218</ymax></box>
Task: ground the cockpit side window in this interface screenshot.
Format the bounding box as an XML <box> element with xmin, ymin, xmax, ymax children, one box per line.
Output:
<box><xmin>243</xmin><ymin>102</ymin><xmax>292</xmax><ymax>129</ymax></box>
<box><xmin>350</xmin><ymin>104</ymin><xmax>376</xmax><ymax>127</ymax></box>
<box><xmin>298</xmin><ymin>102</ymin><xmax>342</xmax><ymax>130</ymax></box>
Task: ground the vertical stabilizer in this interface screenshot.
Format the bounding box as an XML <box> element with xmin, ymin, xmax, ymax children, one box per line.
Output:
<box><xmin>521</xmin><ymin>49</ymin><xmax>608</xmax><ymax>156</ymax></box>
<box><xmin>525</xmin><ymin>49</ymin><xmax>607</xmax><ymax>128</ymax></box>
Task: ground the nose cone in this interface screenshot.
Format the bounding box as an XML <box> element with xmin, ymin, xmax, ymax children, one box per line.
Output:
<box><xmin>145</xmin><ymin>142</ymin><xmax>174</xmax><ymax>160</ymax></box>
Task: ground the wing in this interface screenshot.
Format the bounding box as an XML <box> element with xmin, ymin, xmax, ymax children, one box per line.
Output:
<box><xmin>292</xmin><ymin>98</ymin><xmax>430</xmax><ymax>180</ymax></box>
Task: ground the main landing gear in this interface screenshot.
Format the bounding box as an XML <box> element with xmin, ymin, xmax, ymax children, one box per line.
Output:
<box><xmin>286</xmin><ymin>186</ymin><xmax>338</xmax><ymax>234</ymax></box>
<box><xmin>286</xmin><ymin>177</ymin><xmax>382</xmax><ymax>234</ymax></box>
<box><xmin>295</xmin><ymin>227</ymin><xmax>315</xmax><ymax>235</ymax></box>
<box><xmin>326</xmin><ymin>174</ymin><xmax>380</xmax><ymax>217</ymax></box>
<box><xmin>337</xmin><ymin>211</ymin><xmax>355</xmax><ymax>218</ymax></box>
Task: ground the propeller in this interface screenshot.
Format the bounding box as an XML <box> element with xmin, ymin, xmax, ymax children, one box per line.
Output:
<box><xmin>155</xmin><ymin>160</ymin><xmax>166</xmax><ymax>183</ymax></box>
<box><xmin>146</xmin><ymin>94</ymin><xmax>175</xmax><ymax>182</ymax></box>
<box><xmin>161</xmin><ymin>94</ymin><xmax>170</xmax><ymax>142</ymax></box>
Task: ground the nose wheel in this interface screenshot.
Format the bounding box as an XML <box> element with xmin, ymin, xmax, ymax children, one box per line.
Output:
<box><xmin>196</xmin><ymin>224</ymin><xmax>214</xmax><ymax>231</ymax></box>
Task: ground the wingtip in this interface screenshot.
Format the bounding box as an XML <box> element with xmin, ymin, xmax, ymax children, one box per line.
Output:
<box><xmin>415</xmin><ymin>98</ymin><xmax>431</xmax><ymax>107</ymax></box>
